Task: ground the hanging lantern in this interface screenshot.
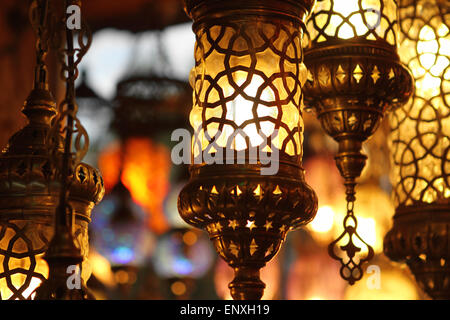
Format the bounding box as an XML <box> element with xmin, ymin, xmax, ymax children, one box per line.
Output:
<box><xmin>112</xmin><ymin>73</ymin><xmax>192</xmax><ymax>234</ymax></box>
<box><xmin>114</xmin><ymin>76</ymin><xmax>191</xmax><ymax>141</ymax></box>
<box><xmin>384</xmin><ymin>0</ymin><xmax>450</xmax><ymax>300</ymax></box>
<box><xmin>177</xmin><ymin>0</ymin><xmax>318</xmax><ymax>300</ymax></box>
<box><xmin>92</xmin><ymin>141</ymin><xmax>157</xmax><ymax>292</ymax></box>
<box><xmin>91</xmin><ymin>181</ymin><xmax>155</xmax><ymax>269</ymax></box>
<box><xmin>153</xmin><ymin>228</ymin><xmax>215</xmax><ymax>299</ymax></box>
<box><xmin>303</xmin><ymin>0</ymin><xmax>414</xmax><ymax>284</ymax></box>
<box><xmin>0</xmin><ymin>0</ymin><xmax>104</xmax><ymax>300</ymax></box>
<box><xmin>32</xmin><ymin>0</ymin><xmax>106</xmax><ymax>300</ymax></box>
<box><xmin>75</xmin><ymin>70</ymin><xmax>113</xmax><ymax>165</ymax></box>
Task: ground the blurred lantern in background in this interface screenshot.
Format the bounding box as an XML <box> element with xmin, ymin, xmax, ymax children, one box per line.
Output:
<box><xmin>304</xmin><ymin>154</ymin><xmax>344</xmax><ymax>244</ymax></box>
<box><xmin>384</xmin><ymin>0</ymin><xmax>450</xmax><ymax>300</ymax></box>
<box><xmin>286</xmin><ymin>230</ymin><xmax>346</xmax><ymax>300</ymax></box>
<box><xmin>153</xmin><ymin>228</ymin><xmax>215</xmax><ymax>299</ymax></box>
<box><xmin>75</xmin><ymin>70</ymin><xmax>114</xmax><ymax>166</ymax></box>
<box><xmin>91</xmin><ymin>141</ymin><xmax>156</xmax><ymax>296</ymax></box>
<box><xmin>111</xmin><ymin>70</ymin><xmax>192</xmax><ymax>234</ymax></box>
<box><xmin>303</xmin><ymin>0</ymin><xmax>414</xmax><ymax>284</ymax></box>
<box><xmin>98</xmin><ymin>139</ymin><xmax>171</xmax><ymax>234</ymax></box>
<box><xmin>88</xmin><ymin>32</ymin><xmax>193</xmax><ymax>298</ymax></box>
<box><xmin>352</xmin><ymin>179</ymin><xmax>394</xmax><ymax>254</ymax></box>
<box><xmin>90</xmin><ymin>180</ymin><xmax>156</xmax><ymax>272</ymax></box>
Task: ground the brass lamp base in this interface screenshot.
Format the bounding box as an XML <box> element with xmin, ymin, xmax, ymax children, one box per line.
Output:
<box><xmin>178</xmin><ymin>163</ymin><xmax>317</xmax><ymax>300</ymax></box>
<box><xmin>384</xmin><ymin>204</ymin><xmax>450</xmax><ymax>300</ymax></box>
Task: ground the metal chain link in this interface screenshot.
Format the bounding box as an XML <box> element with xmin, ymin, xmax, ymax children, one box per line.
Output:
<box><xmin>328</xmin><ymin>183</ymin><xmax>375</xmax><ymax>285</ymax></box>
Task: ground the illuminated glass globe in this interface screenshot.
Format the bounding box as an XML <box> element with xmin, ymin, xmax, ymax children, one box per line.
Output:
<box><xmin>91</xmin><ymin>181</ymin><xmax>156</xmax><ymax>267</ymax></box>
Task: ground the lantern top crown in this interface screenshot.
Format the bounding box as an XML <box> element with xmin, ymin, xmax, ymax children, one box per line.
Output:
<box><xmin>306</xmin><ymin>0</ymin><xmax>400</xmax><ymax>52</ymax></box>
<box><xmin>0</xmin><ymin>88</ymin><xmax>105</xmax><ymax>215</ymax></box>
<box><xmin>5</xmin><ymin>87</ymin><xmax>57</xmax><ymax>156</ymax></box>
<box><xmin>184</xmin><ymin>0</ymin><xmax>316</xmax><ymax>25</ymax></box>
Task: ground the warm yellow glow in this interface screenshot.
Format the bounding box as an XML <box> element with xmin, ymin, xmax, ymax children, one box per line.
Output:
<box><xmin>171</xmin><ymin>281</ymin><xmax>187</xmax><ymax>296</ymax></box>
<box><xmin>307</xmin><ymin>183</ymin><xmax>393</xmax><ymax>253</ymax></box>
<box><xmin>309</xmin><ymin>205</ymin><xmax>335</xmax><ymax>233</ymax></box>
<box><xmin>89</xmin><ymin>249</ymin><xmax>115</xmax><ymax>288</ymax></box>
<box><xmin>308</xmin><ymin>0</ymin><xmax>397</xmax><ymax>45</ymax></box>
<box><xmin>190</xmin><ymin>72</ymin><xmax>302</xmax><ymax>155</ymax></box>
<box><xmin>190</xmin><ymin>21</ymin><xmax>305</xmax><ymax>159</ymax></box>
<box><xmin>415</xmin><ymin>24</ymin><xmax>449</xmax><ymax>99</ymax></box>
<box><xmin>345</xmin><ymin>267</ymin><xmax>419</xmax><ymax>300</ymax></box>
<box><xmin>352</xmin><ymin>217</ymin><xmax>378</xmax><ymax>252</ymax></box>
<box><xmin>218</xmin><ymin>75</ymin><xmax>278</xmax><ymax>151</ymax></box>
<box><xmin>308</xmin><ymin>295</ymin><xmax>324</xmax><ymax>300</ymax></box>
<box><xmin>0</xmin><ymin>222</ymin><xmax>51</xmax><ymax>300</ymax></box>
<box><xmin>390</xmin><ymin>5</ymin><xmax>449</xmax><ymax>206</ymax></box>
<box><xmin>182</xmin><ymin>231</ymin><xmax>198</xmax><ymax>246</ymax></box>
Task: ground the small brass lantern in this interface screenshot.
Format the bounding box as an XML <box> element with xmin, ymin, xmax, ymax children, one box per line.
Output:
<box><xmin>0</xmin><ymin>0</ymin><xmax>104</xmax><ymax>300</ymax></box>
<box><xmin>303</xmin><ymin>0</ymin><xmax>414</xmax><ymax>284</ymax></box>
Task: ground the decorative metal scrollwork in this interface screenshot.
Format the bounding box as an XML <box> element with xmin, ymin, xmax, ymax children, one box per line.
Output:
<box><xmin>328</xmin><ymin>189</ymin><xmax>374</xmax><ymax>285</ymax></box>
<box><xmin>48</xmin><ymin>0</ymin><xmax>92</xmax><ymax>170</ymax></box>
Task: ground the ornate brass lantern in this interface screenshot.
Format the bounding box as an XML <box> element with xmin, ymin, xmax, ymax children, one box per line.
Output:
<box><xmin>177</xmin><ymin>0</ymin><xmax>318</xmax><ymax>300</ymax></box>
<box><xmin>384</xmin><ymin>0</ymin><xmax>450</xmax><ymax>300</ymax></box>
<box><xmin>0</xmin><ymin>0</ymin><xmax>104</xmax><ymax>300</ymax></box>
<box><xmin>303</xmin><ymin>0</ymin><xmax>413</xmax><ymax>284</ymax></box>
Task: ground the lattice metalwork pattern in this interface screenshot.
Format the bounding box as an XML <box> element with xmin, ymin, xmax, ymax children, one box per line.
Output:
<box><xmin>307</xmin><ymin>0</ymin><xmax>398</xmax><ymax>45</ymax></box>
<box><xmin>389</xmin><ymin>0</ymin><xmax>450</xmax><ymax>207</ymax></box>
<box><xmin>189</xmin><ymin>20</ymin><xmax>306</xmax><ymax>159</ymax></box>
<box><xmin>0</xmin><ymin>219</ymin><xmax>89</xmax><ymax>300</ymax></box>
<box><xmin>0</xmin><ymin>156</ymin><xmax>102</xmax><ymax>300</ymax></box>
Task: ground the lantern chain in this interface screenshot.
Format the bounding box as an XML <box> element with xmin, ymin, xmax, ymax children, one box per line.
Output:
<box><xmin>328</xmin><ymin>182</ymin><xmax>375</xmax><ymax>285</ymax></box>
<box><xmin>48</xmin><ymin>0</ymin><xmax>91</xmax><ymax>180</ymax></box>
<box><xmin>29</xmin><ymin>0</ymin><xmax>51</xmax><ymax>89</ymax></box>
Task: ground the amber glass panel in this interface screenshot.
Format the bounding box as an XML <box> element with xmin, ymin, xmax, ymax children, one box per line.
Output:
<box><xmin>0</xmin><ymin>219</ymin><xmax>90</xmax><ymax>300</ymax></box>
<box><xmin>190</xmin><ymin>20</ymin><xmax>306</xmax><ymax>159</ymax></box>
<box><xmin>307</xmin><ymin>0</ymin><xmax>399</xmax><ymax>45</ymax></box>
<box><xmin>389</xmin><ymin>1</ymin><xmax>450</xmax><ymax>206</ymax></box>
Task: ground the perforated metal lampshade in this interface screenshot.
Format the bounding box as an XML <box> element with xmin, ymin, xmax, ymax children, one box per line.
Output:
<box><xmin>177</xmin><ymin>0</ymin><xmax>318</xmax><ymax>300</ymax></box>
<box><xmin>384</xmin><ymin>0</ymin><xmax>450</xmax><ymax>300</ymax></box>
